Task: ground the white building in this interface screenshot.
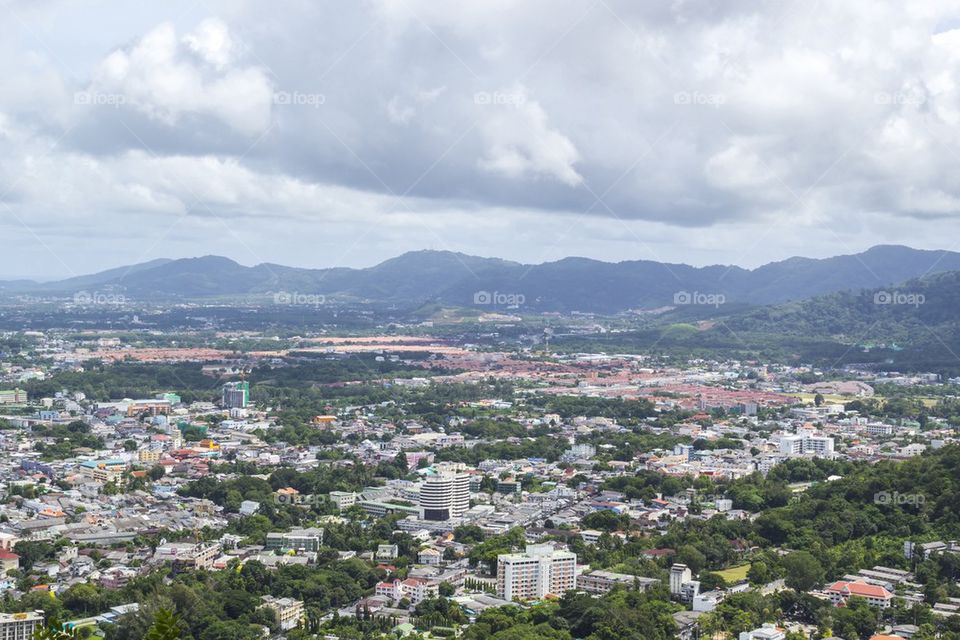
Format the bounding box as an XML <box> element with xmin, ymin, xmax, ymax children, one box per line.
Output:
<box><xmin>670</xmin><ymin>563</ymin><xmax>692</xmax><ymax>596</ymax></box>
<box><xmin>0</xmin><ymin>611</ymin><xmax>44</xmax><ymax>640</ymax></box>
<box><xmin>419</xmin><ymin>471</ymin><xmax>470</xmax><ymax>521</ymax></box>
<box><xmin>259</xmin><ymin>596</ymin><xmax>304</xmax><ymax>631</ymax></box>
<box><xmin>739</xmin><ymin>623</ymin><xmax>786</xmax><ymax>640</ymax></box>
<box><xmin>779</xmin><ymin>433</ymin><xmax>835</xmax><ymax>457</ymax></box>
<box><xmin>497</xmin><ymin>544</ymin><xmax>576</xmax><ymax>601</ymax></box>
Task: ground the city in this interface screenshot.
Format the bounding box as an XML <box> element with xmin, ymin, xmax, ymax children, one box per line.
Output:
<box><xmin>3</xmin><ymin>2</ymin><xmax>960</xmax><ymax>640</ymax></box>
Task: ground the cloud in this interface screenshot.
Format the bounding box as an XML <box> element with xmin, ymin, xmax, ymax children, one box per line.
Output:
<box><xmin>81</xmin><ymin>20</ymin><xmax>273</xmax><ymax>135</ymax></box>
<box><xmin>4</xmin><ymin>1</ymin><xmax>960</xmax><ymax>277</ymax></box>
<box><xmin>476</xmin><ymin>86</ymin><xmax>582</xmax><ymax>186</ymax></box>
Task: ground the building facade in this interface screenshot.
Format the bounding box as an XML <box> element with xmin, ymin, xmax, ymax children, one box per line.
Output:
<box><xmin>497</xmin><ymin>544</ymin><xmax>576</xmax><ymax>601</ymax></box>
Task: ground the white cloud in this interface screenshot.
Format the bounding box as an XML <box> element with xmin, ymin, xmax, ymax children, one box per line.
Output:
<box><xmin>4</xmin><ymin>1</ymin><xmax>960</xmax><ymax>276</ymax></box>
<box><xmin>84</xmin><ymin>21</ymin><xmax>273</xmax><ymax>135</ymax></box>
<box><xmin>477</xmin><ymin>87</ymin><xmax>582</xmax><ymax>186</ymax></box>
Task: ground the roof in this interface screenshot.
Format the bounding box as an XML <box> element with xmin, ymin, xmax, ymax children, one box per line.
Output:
<box><xmin>826</xmin><ymin>580</ymin><xmax>893</xmax><ymax>599</ymax></box>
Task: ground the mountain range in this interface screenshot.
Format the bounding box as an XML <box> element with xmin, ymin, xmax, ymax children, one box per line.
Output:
<box><xmin>2</xmin><ymin>245</ymin><xmax>959</xmax><ymax>313</ymax></box>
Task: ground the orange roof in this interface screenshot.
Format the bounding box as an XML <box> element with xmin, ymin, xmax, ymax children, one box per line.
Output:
<box><xmin>826</xmin><ymin>580</ymin><xmax>892</xmax><ymax>599</ymax></box>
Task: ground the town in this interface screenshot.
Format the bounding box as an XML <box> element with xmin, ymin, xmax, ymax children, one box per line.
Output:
<box><xmin>0</xmin><ymin>326</ymin><xmax>955</xmax><ymax>640</ymax></box>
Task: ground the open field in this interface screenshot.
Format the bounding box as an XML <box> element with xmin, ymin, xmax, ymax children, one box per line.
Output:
<box><xmin>715</xmin><ymin>564</ymin><xmax>751</xmax><ymax>583</ymax></box>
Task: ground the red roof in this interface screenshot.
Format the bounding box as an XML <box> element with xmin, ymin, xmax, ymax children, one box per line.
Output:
<box><xmin>826</xmin><ymin>581</ymin><xmax>892</xmax><ymax>599</ymax></box>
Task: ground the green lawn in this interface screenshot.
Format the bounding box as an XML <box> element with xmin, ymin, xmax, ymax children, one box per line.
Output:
<box><xmin>715</xmin><ymin>564</ymin><xmax>750</xmax><ymax>583</ymax></box>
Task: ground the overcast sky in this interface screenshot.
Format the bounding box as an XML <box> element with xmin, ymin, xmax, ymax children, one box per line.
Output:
<box><xmin>2</xmin><ymin>0</ymin><xmax>960</xmax><ymax>279</ymax></box>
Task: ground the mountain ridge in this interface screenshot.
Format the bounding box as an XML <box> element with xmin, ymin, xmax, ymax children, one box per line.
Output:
<box><xmin>2</xmin><ymin>245</ymin><xmax>960</xmax><ymax>312</ymax></box>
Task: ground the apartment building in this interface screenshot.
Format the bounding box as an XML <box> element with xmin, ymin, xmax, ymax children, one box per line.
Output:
<box><xmin>0</xmin><ymin>389</ymin><xmax>27</xmax><ymax>404</ymax></box>
<box><xmin>153</xmin><ymin>542</ymin><xmax>220</xmax><ymax>570</ymax></box>
<box><xmin>779</xmin><ymin>433</ymin><xmax>835</xmax><ymax>457</ymax></box>
<box><xmin>0</xmin><ymin>611</ymin><xmax>43</xmax><ymax>640</ymax></box>
<box><xmin>222</xmin><ymin>381</ymin><xmax>249</xmax><ymax>409</ymax></box>
<box><xmin>265</xmin><ymin>528</ymin><xmax>324</xmax><ymax>553</ymax></box>
<box><xmin>259</xmin><ymin>596</ymin><xmax>304</xmax><ymax>631</ymax></box>
<box><xmin>497</xmin><ymin>544</ymin><xmax>576</xmax><ymax>601</ymax></box>
<box><xmin>577</xmin><ymin>570</ymin><xmax>659</xmax><ymax>594</ymax></box>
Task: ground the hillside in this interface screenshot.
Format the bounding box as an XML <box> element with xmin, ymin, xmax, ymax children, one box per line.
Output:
<box><xmin>2</xmin><ymin>245</ymin><xmax>960</xmax><ymax>313</ymax></box>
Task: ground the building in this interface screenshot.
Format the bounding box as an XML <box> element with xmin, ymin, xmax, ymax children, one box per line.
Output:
<box><xmin>153</xmin><ymin>542</ymin><xmax>220</xmax><ymax>570</ymax></box>
<box><xmin>577</xmin><ymin>570</ymin><xmax>659</xmax><ymax>594</ymax></box>
<box><xmin>0</xmin><ymin>551</ymin><xmax>19</xmax><ymax>573</ymax></box>
<box><xmin>825</xmin><ymin>580</ymin><xmax>894</xmax><ymax>608</ymax></box>
<box><xmin>376</xmin><ymin>544</ymin><xmax>399</xmax><ymax>561</ymax></box>
<box><xmin>78</xmin><ymin>459</ymin><xmax>127</xmax><ymax>484</ymax></box>
<box><xmin>265</xmin><ymin>528</ymin><xmax>324</xmax><ymax>553</ymax></box>
<box><xmin>418</xmin><ymin>548</ymin><xmax>442</xmax><ymax>565</ymax></box>
<box><xmin>259</xmin><ymin>596</ymin><xmax>304</xmax><ymax>631</ymax></box>
<box><xmin>779</xmin><ymin>433</ymin><xmax>835</xmax><ymax>457</ymax></box>
<box><xmin>670</xmin><ymin>564</ymin><xmax>692</xmax><ymax>596</ymax></box>
<box><xmin>739</xmin><ymin>623</ymin><xmax>786</xmax><ymax>640</ymax></box>
<box><xmin>496</xmin><ymin>544</ymin><xmax>576</xmax><ymax>601</ymax></box>
<box><xmin>0</xmin><ymin>611</ymin><xmax>44</xmax><ymax>639</ymax></box>
<box><xmin>222</xmin><ymin>381</ymin><xmax>249</xmax><ymax>409</ymax></box>
<box><xmin>419</xmin><ymin>472</ymin><xmax>470</xmax><ymax>521</ymax></box>
<box><xmin>328</xmin><ymin>491</ymin><xmax>357</xmax><ymax>511</ymax></box>
<box><xmin>0</xmin><ymin>389</ymin><xmax>27</xmax><ymax>405</ymax></box>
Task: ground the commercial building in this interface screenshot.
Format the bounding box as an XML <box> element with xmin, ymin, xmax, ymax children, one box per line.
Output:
<box><xmin>419</xmin><ymin>472</ymin><xmax>470</xmax><ymax>521</ymax></box>
<box><xmin>496</xmin><ymin>544</ymin><xmax>576</xmax><ymax>601</ymax></box>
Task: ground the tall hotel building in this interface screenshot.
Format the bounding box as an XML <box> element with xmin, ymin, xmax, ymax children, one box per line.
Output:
<box><xmin>419</xmin><ymin>471</ymin><xmax>470</xmax><ymax>521</ymax></box>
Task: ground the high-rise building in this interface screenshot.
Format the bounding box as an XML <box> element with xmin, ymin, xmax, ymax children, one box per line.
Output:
<box><xmin>222</xmin><ymin>381</ymin><xmax>249</xmax><ymax>409</ymax></box>
<box><xmin>496</xmin><ymin>544</ymin><xmax>577</xmax><ymax>601</ymax></box>
<box><xmin>0</xmin><ymin>611</ymin><xmax>44</xmax><ymax>640</ymax></box>
<box><xmin>419</xmin><ymin>472</ymin><xmax>470</xmax><ymax>521</ymax></box>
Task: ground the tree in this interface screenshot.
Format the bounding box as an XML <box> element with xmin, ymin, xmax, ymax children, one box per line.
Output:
<box><xmin>144</xmin><ymin>610</ymin><xmax>184</xmax><ymax>640</ymax></box>
<box><xmin>782</xmin><ymin>551</ymin><xmax>824</xmax><ymax>592</ymax></box>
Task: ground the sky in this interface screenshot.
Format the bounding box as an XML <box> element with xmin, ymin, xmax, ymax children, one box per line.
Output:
<box><xmin>2</xmin><ymin>0</ymin><xmax>960</xmax><ymax>279</ymax></box>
